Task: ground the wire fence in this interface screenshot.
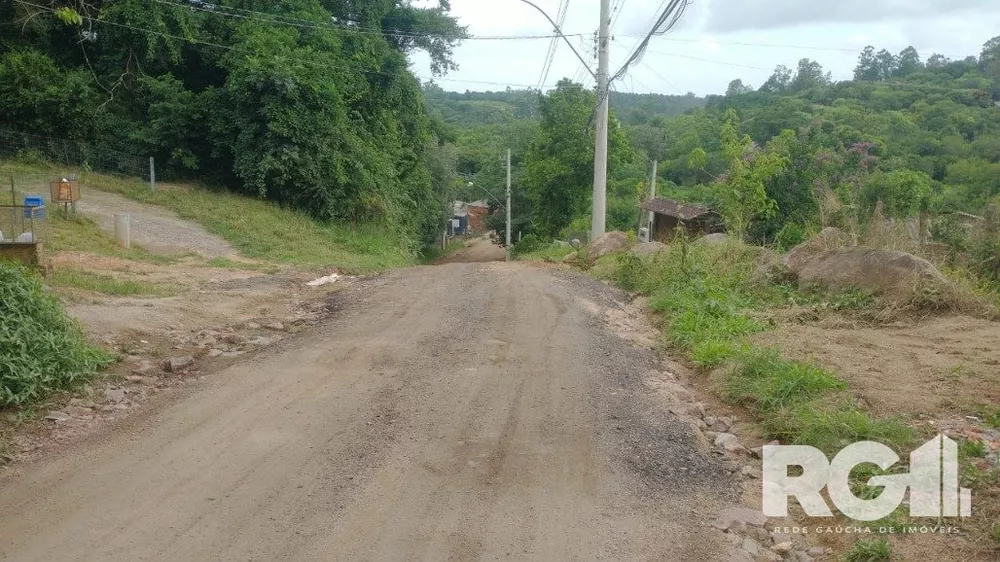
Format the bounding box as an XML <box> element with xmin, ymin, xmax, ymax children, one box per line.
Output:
<box><xmin>0</xmin><ymin>128</ymin><xmax>153</xmax><ymax>184</ymax></box>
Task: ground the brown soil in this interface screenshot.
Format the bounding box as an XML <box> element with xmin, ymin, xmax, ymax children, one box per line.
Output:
<box><xmin>0</xmin><ymin>262</ymin><xmax>741</xmax><ymax>561</ymax></box>
<box><xmin>756</xmin><ymin>314</ymin><xmax>1000</xmax><ymax>419</ymax></box>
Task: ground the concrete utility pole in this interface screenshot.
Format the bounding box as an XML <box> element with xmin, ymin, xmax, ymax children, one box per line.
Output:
<box><xmin>591</xmin><ymin>0</ymin><xmax>611</xmax><ymax>242</ymax></box>
<box><xmin>506</xmin><ymin>148</ymin><xmax>512</xmax><ymax>260</ymax></box>
<box><xmin>647</xmin><ymin>159</ymin><xmax>658</xmax><ymax>230</ymax></box>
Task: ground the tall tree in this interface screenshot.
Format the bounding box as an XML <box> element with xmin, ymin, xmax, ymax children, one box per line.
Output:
<box><xmin>523</xmin><ymin>80</ymin><xmax>632</xmax><ymax>237</ymax></box>
<box><xmin>791</xmin><ymin>58</ymin><xmax>831</xmax><ymax>91</ymax></box>
<box><xmin>854</xmin><ymin>46</ymin><xmax>881</xmax><ymax>81</ymax></box>
<box><xmin>759</xmin><ymin>65</ymin><xmax>792</xmax><ymax>93</ymax></box>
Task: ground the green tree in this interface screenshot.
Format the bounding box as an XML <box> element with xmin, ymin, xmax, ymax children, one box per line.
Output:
<box><xmin>523</xmin><ymin>80</ymin><xmax>632</xmax><ymax>237</ymax></box>
<box><xmin>713</xmin><ymin>109</ymin><xmax>788</xmax><ymax>240</ymax></box>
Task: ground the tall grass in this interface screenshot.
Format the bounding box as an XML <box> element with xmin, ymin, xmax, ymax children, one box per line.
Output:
<box><xmin>597</xmin><ymin>239</ymin><xmax>915</xmax><ymax>453</ymax></box>
<box><xmin>0</xmin><ymin>260</ymin><xmax>112</xmax><ymax>407</ymax></box>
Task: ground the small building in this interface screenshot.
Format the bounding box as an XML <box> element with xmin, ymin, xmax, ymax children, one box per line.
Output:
<box><xmin>450</xmin><ymin>201</ymin><xmax>469</xmax><ymax>235</ymax></box>
<box><xmin>466</xmin><ymin>201</ymin><xmax>489</xmax><ymax>235</ymax></box>
<box><xmin>640</xmin><ymin>197</ymin><xmax>723</xmax><ymax>241</ymax></box>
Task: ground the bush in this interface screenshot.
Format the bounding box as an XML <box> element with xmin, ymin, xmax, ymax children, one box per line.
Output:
<box><xmin>0</xmin><ymin>260</ymin><xmax>112</xmax><ymax>407</ymax></box>
<box><xmin>845</xmin><ymin>538</ymin><xmax>891</xmax><ymax>562</ymax></box>
<box><xmin>510</xmin><ymin>234</ymin><xmax>546</xmax><ymax>258</ymax></box>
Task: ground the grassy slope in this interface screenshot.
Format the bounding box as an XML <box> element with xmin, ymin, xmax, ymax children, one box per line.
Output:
<box><xmin>1</xmin><ymin>159</ymin><xmax>415</xmax><ymax>273</ymax></box>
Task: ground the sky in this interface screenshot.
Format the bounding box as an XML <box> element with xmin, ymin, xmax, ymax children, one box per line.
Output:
<box><xmin>409</xmin><ymin>0</ymin><xmax>1000</xmax><ymax>96</ymax></box>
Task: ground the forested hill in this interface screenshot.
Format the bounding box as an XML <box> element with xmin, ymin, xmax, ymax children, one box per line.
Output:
<box><xmin>423</xmin><ymin>83</ymin><xmax>705</xmax><ymax>127</ymax></box>
<box><xmin>0</xmin><ymin>0</ymin><xmax>466</xmax><ymax>245</ymax></box>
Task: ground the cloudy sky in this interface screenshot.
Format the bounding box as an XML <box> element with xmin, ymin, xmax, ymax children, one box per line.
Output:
<box><xmin>410</xmin><ymin>0</ymin><xmax>1000</xmax><ymax>96</ymax></box>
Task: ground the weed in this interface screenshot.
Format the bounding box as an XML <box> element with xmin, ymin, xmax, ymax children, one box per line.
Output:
<box><xmin>46</xmin><ymin>213</ymin><xmax>174</xmax><ymax>264</ymax></box>
<box><xmin>990</xmin><ymin>522</ymin><xmax>1000</xmax><ymax>545</ymax></box>
<box><xmin>0</xmin><ymin>260</ymin><xmax>113</xmax><ymax>407</ymax></box>
<box><xmin>48</xmin><ymin>269</ymin><xmax>179</xmax><ymax>297</ymax></box>
<box><xmin>723</xmin><ymin>347</ymin><xmax>845</xmax><ymax>414</ymax></box>
<box><xmin>844</xmin><ymin>538</ymin><xmax>891</xmax><ymax>562</ymax></box>
<box><xmin>959</xmin><ymin>438</ymin><xmax>987</xmax><ymax>459</ymax></box>
<box><xmin>202</xmin><ymin>257</ymin><xmax>278</xmax><ymax>273</ymax></box>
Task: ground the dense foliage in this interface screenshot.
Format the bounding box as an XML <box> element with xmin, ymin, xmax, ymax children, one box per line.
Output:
<box><xmin>0</xmin><ymin>0</ymin><xmax>466</xmax><ymax>244</ymax></box>
<box><xmin>0</xmin><ymin>260</ymin><xmax>112</xmax><ymax>406</ymax></box>
<box><xmin>632</xmin><ymin>41</ymin><xmax>1000</xmax><ymax>244</ymax></box>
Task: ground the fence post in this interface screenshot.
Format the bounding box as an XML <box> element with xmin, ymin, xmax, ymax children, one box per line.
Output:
<box><xmin>149</xmin><ymin>156</ymin><xmax>156</xmax><ymax>192</ymax></box>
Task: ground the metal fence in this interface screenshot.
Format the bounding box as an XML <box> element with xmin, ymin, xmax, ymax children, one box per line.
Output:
<box><xmin>0</xmin><ymin>205</ymin><xmax>45</xmax><ymax>244</ymax></box>
<box><xmin>0</xmin><ymin>128</ymin><xmax>153</xmax><ymax>184</ymax></box>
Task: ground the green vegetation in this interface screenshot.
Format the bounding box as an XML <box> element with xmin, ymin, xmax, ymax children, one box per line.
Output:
<box><xmin>0</xmin><ymin>260</ymin><xmax>112</xmax><ymax>407</ymax></box>
<box><xmin>48</xmin><ymin>269</ymin><xmax>179</xmax><ymax>297</ymax></box>
<box><xmin>595</xmin><ymin>239</ymin><xmax>914</xmax><ymax>453</ymax></box>
<box><xmin>47</xmin><ymin>214</ymin><xmax>176</xmax><ymax>264</ymax></box>
<box><xmin>845</xmin><ymin>538</ymin><xmax>892</xmax><ymax>562</ymax></box>
<box><xmin>81</xmin><ymin>172</ymin><xmax>413</xmax><ymax>273</ymax></box>
<box><xmin>1</xmin><ymin>0</ymin><xmax>466</xmax><ymax>246</ymax></box>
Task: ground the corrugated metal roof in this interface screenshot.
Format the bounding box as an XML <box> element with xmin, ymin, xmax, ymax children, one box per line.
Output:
<box><xmin>640</xmin><ymin>198</ymin><xmax>715</xmax><ymax>220</ymax></box>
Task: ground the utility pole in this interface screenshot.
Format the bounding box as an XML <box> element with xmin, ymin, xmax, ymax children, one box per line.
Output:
<box><xmin>506</xmin><ymin>148</ymin><xmax>512</xmax><ymax>260</ymax></box>
<box><xmin>590</xmin><ymin>0</ymin><xmax>611</xmax><ymax>242</ymax></box>
<box><xmin>647</xmin><ymin>159</ymin><xmax>658</xmax><ymax>232</ymax></box>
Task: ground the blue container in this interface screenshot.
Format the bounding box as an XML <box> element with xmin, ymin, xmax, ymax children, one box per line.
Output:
<box><xmin>23</xmin><ymin>196</ymin><xmax>45</xmax><ymax>219</ymax></box>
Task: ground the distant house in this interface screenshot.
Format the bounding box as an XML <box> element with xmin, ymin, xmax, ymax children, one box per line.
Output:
<box><xmin>466</xmin><ymin>200</ymin><xmax>489</xmax><ymax>234</ymax></box>
<box><xmin>640</xmin><ymin>197</ymin><xmax>723</xmax><ymax>241</ymax></box>
<box><xmin>450</xmin><ymin>200</ymin><xmax>491</xmax><ymax>235</ymax></box>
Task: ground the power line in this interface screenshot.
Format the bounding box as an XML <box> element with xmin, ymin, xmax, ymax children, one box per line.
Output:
<box><xmin>639</xmin><ymin>61</ymin><xmax>684</xmax><ymax>94</ymax></box>
<box><xmin>141</xmin><ymin>0</ymin><xmax>595</xmax><ymax>42</ymax></box>
<box><xmin>17</xmin><ymin>1</ymin><xmax>565</xmax><ymax>92</ymax></box>
<box><xmin>642</xmin><ymin>48</ymin><xmax>772</xmax><ymax>71</ymax></box>
<box><xmin>537</xmin><ymin>0</ymin><xmax>570</xmax><ymax>90</ymax></box>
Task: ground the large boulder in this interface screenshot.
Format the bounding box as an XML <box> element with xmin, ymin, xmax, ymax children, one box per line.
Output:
<box><xmin>631</xmin><ymin>241</ymin><xmax>668</xmax><ymax>257</ymax></box>
<box><xmin>789</xmin><ymin>246</ymin><xmax>946</xmax><ymax>299</ymax></box>
<box><xmin>587</xmin><ymin>231</ymin><xmax>630</xmax><ymax>259</ymax></box>
<box><xmin>694</xmin><ymin>232</ymin><xmax>728</xmax><ymax>245</ymax></box>
<box><xmin>782</xmin><ymin>227</ymin><xmax>852</xmax><ymax>271</ymax></box>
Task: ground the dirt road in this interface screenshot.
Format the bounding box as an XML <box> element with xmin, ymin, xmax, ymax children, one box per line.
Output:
<box><xmin>0</xmin><ymin>262</ymin><xmax>735</xmax><ymax>561</ymax></box>
<box><xmin>75</xmin><ymin>188</ymin><xmax>237</xmax><ymax>258</ymax></box>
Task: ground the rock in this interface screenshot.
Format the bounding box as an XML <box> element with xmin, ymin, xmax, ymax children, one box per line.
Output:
<box><xmin>587</xmin><ymin>231</ymin><xmax>630</xmax><ymax>259</ymax></box>
<box><xmin>807</xmin><ymin>547</ymin><xmax>826</xmax><ymax>557</ymax></box>
<box><xmin>123</xmin><ymin>354</ymin><xmax>143</xmax><ymax>363</ymax></box>
<box><xmin>196</xmin><ymin>335</ymin><xmax>218</xmax><ymax>348</ymax></box>
<box><xmin>771</xmin><ymin>532</ymin><xmax>792</xmax><ymax>545</ymax></box>
<box><xmin>695</xmin><ymin>232</ymin><xmax>728</xmax><ymax>245</ymax></box>
<box><xmin>168</xmin><ymin>355</ymin><xmax>195</xmax><ymax>373</ymax></box>
<box><xmin>104</xmin><ymin>388</ymin><xmax>127</xmax><ymax>404</ymax></box>
<box><xmin>793</xmin><ymin>552</ymin><xmax>814</xmax><ymax>562</ymax></box>
<box><xmin>45</xmin><ymin>411</ymin><xmax>71</xmax><ymax>422</ymax></box>
<box><xmin>758</xmin><ymin>550</ymin><xmax>783</xmax><ymax>562</ymax></box>
<box><xmin>747</xmin><ymin>525</ymin><xmax>770</xmax><ymax>544</ymax></box>
<box><xmin>265</xmin><ymin>322</ymin><xmax>285</xmax><ymax>332</ymax></box>
<box><xmin>772</xmin><ymin>541</ymin><xmax>794</xmax><ymax>554</ymax></box>
<box><xmin>65</xmin><ymin>405</ymin><xmax>92</xmax><ymax>417</ymax></box>
<box><xmin>68</xmin><ymin>397</ymin><xmax>95</xmax><ymax>408</ymax></box>
<box><xmin>222</xmin><ymin>333</ymin><xmax>246</xmax><ymax>345</ymax></box>
<box><xmin>132</xmin><ymin>360</ymin><xmax>158</xmax><ymax>376</ymax></box>
<box><xmin>712</xmin><ymin>507</ymin><xmax>768</xmax><ymax>531</ymax></box>
<box><xmin>631</xmin><ymin>241</ymin><xmax>668</xmax><ymax>257</ymax></box>
<box><xmin>789</xmin><ymin>246</ymin><xmax>947</xmax><ymax>300</ymax></box>
<box><xmin>726</xmin><ymin>548</ymin><xmax>755</xmax><ymax>562</ymax></box>
<box><xmin>246</xmin><ymin>337</ymin><xmax>274</xmax><ymax>346</ymax></box>
<box><xmin>741</xmin><ymin>538</ymin><xmax>761</xmax><ymax>557</ymax></box>
<box><xmin>704</xmin><ymin>415</ymin><xmax>718</xmax><ymax>427</ymax></box>
<box><xmin>741</xmin><ymin>465</ymin><xmax>761</xmax><ymax>479</ymax></box>
<box><xmin>714</xmin><ymin>433</ymin><xmax>745</xmax><ymax>453</ymax></box>
<box><xmin>126</xmin><ymin>375</ymin><xmax>157</xmax><ymax>385</ymax></box>
<box><xmin>245</xmin><ymin>322</ymin><xmax>261</xmax><ymax>330</ymax></box>
<box><xmin>207</xmin><ymin>349</ymin><xmax>225</xmax><ymax>358</ymax></box>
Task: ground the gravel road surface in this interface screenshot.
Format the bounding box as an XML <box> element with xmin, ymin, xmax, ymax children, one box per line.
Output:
<box><xmin>0</xmin><ymin>262</ymin><xmax>735</xmax><ymax>561</ymax></box>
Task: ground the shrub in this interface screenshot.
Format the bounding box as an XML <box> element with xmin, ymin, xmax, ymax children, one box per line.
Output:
<box><xmin>845</xmin><ymin>538</ymin><xmax>891</xmax><ymax>562</ymax></box>
<box><xmin>0</xmin><ymin>260</ymin><xmax>112</xmax><ymax>407</ymax></box>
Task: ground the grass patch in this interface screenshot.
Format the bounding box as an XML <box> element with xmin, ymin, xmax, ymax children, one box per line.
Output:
<box><xmin>845</xmin><ymin>537</ymin><xmax>891</xmax><ymax>562</ymax></box>
<box><xmin>517</xmin><ymin>242</ymin><xmax>578</xmax><ymax>263</ymax></box>
<box><xmin>1</xmin><ymin>260</ymin><xmax>113</xmax><ymax>407</ymax></box>
<box><xmin>86</xmin><ymin>174</ymin><xmax>413</xmax><ymax>273</ymax></box>
<box><xmin>48</xmin><ymin>269</ymin><xmax>179</xmax><ymax>297</ymax></box>
<box><xmin>46</xmin><ymin>213</ymin><xmax>175</xmax><ymax>264</ymax></box>
<box><xmin>596</xmin><ymin>239</ymin><xmax>916</xmax><ymax>453</ymax></box>
<box><xmin>419</xmin><ymin>238</ymin><xmax>466</xmax><ymax>263</ymax></box>
<box><xmin>2</xmin><ymin>159</ymin><xmax>415</xmax><ymax>274</ymax></box>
